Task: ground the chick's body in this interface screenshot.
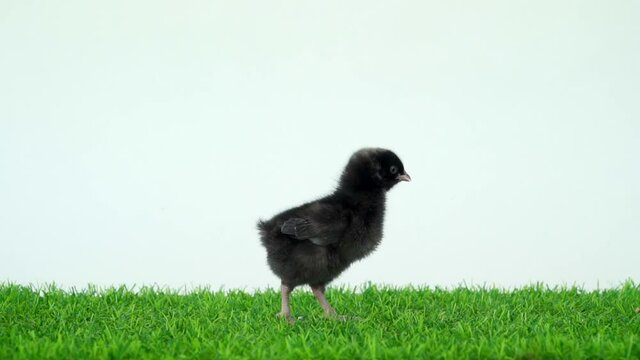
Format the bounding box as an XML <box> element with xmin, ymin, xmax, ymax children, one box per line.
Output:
<box><xmin>258</xmin><ymin>191</ymin><xmax>385</xmax><ymax>288</ymax></box>
<box><xmin>258</xmin><ymin>148</ymin><xmax>410</xmax><ymax>321</ymax></box>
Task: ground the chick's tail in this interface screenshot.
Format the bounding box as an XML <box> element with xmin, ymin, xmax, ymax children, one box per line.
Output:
<box><xmin>257</xmin><ymin>219</ymin><xmax>272</xmax><ymax>247</ymax></box>
<box><xmin>256</xmin><ymin>219</ymin><xmax>267</xmax><ymax>233</ymax></box>
<box><xmin>257</xmin><ymin>218</ymin><xmax>289</xmax><ymax>256</ymax></box>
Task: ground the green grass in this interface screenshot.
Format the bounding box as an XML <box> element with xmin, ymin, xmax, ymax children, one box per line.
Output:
<box><xmin>1</xmin><ymin>283</ymin><xmax>639</xmax><ymax>359</ymax></box>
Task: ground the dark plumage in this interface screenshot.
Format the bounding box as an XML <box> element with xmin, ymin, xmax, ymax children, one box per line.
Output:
<box><xmin>258</xmin><ymin>148</ymin><xmax>410</xmax><ymax>321</ymax></box>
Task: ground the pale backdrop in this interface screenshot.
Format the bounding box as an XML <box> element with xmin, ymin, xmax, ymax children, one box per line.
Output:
<box><xmin>1</xmin><ymin>1</ymin><xmax>638</xmax><ymax>290</ymax></box>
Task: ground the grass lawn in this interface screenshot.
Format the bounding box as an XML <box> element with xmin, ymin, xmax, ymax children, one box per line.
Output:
<box><xmin>1</xmin><ymin>283</ymin><xmax>639</xmax><ymax>359</ymax></box>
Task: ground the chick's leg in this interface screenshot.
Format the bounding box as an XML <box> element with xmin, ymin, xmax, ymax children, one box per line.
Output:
<box><xmin>311</xmin><ymin>285</ymin><xmax>337</xmax><ymax>317</ymax></box>
<box><xmin>277</xmin><ymin>284</ymin><xmax>295</xmax><ymax>323</ymax></box>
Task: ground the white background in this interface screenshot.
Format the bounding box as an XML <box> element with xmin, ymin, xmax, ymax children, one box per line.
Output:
<box><xmin>1</xmin><ymin>1</ymin><xmax>638</xmax><ymax>290</ymax></box>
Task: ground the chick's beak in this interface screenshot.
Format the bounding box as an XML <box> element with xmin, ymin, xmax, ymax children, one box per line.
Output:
<box><xmin>396</xmin><ymin>172</ymin><xmax>411</xmax><ymax>182</ymax></box>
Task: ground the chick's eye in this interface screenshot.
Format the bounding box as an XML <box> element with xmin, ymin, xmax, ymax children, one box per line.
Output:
<box><xmin>389</xmin><ymin>166</ymin><xmax>398</xmax><ymax>175</ymax></box>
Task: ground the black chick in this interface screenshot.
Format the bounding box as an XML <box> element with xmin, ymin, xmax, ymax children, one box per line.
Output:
<box><xmin>257</xmin><ymin>148</ymin><xmax>410</xmax><ymax>322</ymax></box>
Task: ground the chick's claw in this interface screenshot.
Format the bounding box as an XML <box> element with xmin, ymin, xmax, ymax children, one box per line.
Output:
<box><xmin>276</xmin><ymin>312</ymin><xmax>295</xmax><ymax>324</ymax></box>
